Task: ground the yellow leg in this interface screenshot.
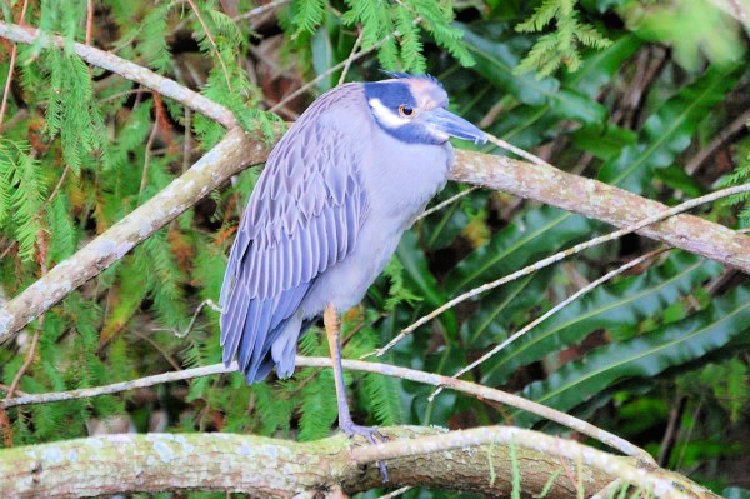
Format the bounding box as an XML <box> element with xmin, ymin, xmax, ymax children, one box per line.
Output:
<box><xmin>323</xmin><ymin>303</ymin><xmax>388</xmax><ymax>481</ymax></box>
<box><xmin>324</xmin><ymin>304</ymin><xmax>353</xmax><ymax>428</ymax></box>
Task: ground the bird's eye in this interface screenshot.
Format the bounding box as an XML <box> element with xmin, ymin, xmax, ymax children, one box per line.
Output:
<box><xmin>399</xmin><ymin>105</ymin><xmax>414</xmax><ymax>118</ymax></box>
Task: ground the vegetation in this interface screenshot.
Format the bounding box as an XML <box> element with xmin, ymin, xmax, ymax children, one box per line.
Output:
<box><xmin>1</xmin><ymin>0</ymin><xmax>749</xmax><ymax>496</ymax></box>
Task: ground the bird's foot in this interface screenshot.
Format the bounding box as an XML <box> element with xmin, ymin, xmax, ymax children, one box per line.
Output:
<box><xmin>340</xmin><ymin>421</ymin><xmax>389</xmax><ymax>482</ymax></box>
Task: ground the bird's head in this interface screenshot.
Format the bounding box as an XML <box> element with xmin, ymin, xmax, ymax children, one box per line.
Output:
<box><xmin>363</xmin><ymin>73</ymin><xmax>486</xmax><ymax>146</ymax></box>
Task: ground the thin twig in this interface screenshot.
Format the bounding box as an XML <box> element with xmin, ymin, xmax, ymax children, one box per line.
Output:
<box><xmin>685</xmin><ymin>107</ymin><xmax>750</xmax><ymax>175</ymax></box>
<box><xmin>0</xmin><ymin>22</ymin><xmax>237</xmax><ymax>128</ymax></box>
<box><xmin>415</xmin><ymin>186</ymin><xmax>477</xmax><ymax>222</ymax></box>
<box><xmin>185</xmin><ymin>0</ymin><xmax>233</xmax><ymax>92</ymax></box>
<box><xmin>0</xmin><ymin>44</ymin><xmax>16</xmax><ymax>129</ymax></box>
<box><xmin>233</xmin><ymin>0</ymin><xmax>290</xmax><ymax>21</ymax></box>
<box><xmin>484</xmin><ymin>133</ymin><xmax>551</xmax><ymax>167</ymax></box>
<box><xmin>85</xmin><ymin>0</ymin><xmax>94</xmax><ymax>45</ymax></box>
<box><xmin>270</xmin><ymin>18</ymin><xmax>420</xmax><ymax>112</ymax></box>
<box><xmin>139</xmin><ymin>120</ymin><xmax>159</xmax><ymax>195</ymax></box>
<box><xmin>370</xmin><ymin>182</ymin><xmax>750</xmax><ymax>358</ymax></box>
<box><xmin>0</xmin><ymin>0</ymin><xmax>27</xmax><ymax>129</ymax></box>
<box><xmin>380</xmin><ymin>486</ymin><xmax>413</xmax><ymax>498</ymax></box>
<box><xmin>147</xmin><ymin>299</ymin><xmax>222</xmax><ymax>339</ymax></box>
<box><xmin>1</xmin><ymin>356</ymin><xmax>654</xmax><ymax>464</ymax></box>
<box><xmin>1</xmin><ymin>328</ymin><xmax>40</xmax><ymax>446</ymax></box>
<box><xmin>338</xmin><ymin>28</ymin><xmax>364</xmax><ymax>86</ymax></box>
<box><xmin>429</xmin><ymin>249</ymin><xmax>667</xmax><ymax>400</ymax></box>
<box><xmin>132</xmin><ymin>330</ymin><xmax>182</xmax><ymax>372</ymax></box>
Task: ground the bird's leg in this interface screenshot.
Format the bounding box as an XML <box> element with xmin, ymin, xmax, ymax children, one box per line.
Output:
<box><xmin>323</xmin><ymin>303</ymin><xmax>389</xmax><ymax>482</ymax></box>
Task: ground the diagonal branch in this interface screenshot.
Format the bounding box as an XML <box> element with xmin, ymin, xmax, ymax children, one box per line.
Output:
<box><xmin>0</xmin><ymin>22</ymin><xmax>237</xmax><ymax>128</ymax></box>
<box><xmin>452</xmin><ymin>150</ymin><xmax>750</xmax><ymax>270</ymax></box>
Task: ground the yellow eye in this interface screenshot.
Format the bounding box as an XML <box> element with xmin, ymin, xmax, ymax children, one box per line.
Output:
<box><xmin>399</xmin><ymin>105</ymin><xmax>415</xmax><ymax>118</ymax></box>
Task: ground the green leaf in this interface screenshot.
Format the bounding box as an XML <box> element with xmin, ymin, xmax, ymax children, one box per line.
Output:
<box><xmin>563</xmin><ymin>34</ymin><xmax>641</xmax><ymax>97</ymax></box>
<box><xmin>514</xmin><ymin>284</ymin><xmax>750</xmax><ymax>426</ymax></box>
<box><xmin>483</xmin><ymin>251</ymin><xmax>723</xmax><ymax>386</ymax></box>
<box><xmin>312</xmin><ymin>26</ymin><xmax>334</xmax><ymax>92</ymax></box>
<box><xmin>464</xmin><ymin>268</ymin><xmax>553</xmax><ymax>350</ymax></box>
<box><xmin>446</xmin><ymin>206</ymin><xmax>593</xmax><ymax>293</ymax></box>
<box><xmin>396</xmin><ymin>230</ymin><xmax>457</xmax><ymax>335</ymax></box>
<box><xmin>572</xmin><ymin>124</ymin><xmax>637</xmax><ymax>160</ymax></box>
<box><xmin>459</xmin><ymin>23</ymin><xmax>605</xmax><ymax>123</ymax></box>
<box><xmin>599</xmin><ymin>65</ymin><xmax>742</xmax><ymax>193</ymax></box>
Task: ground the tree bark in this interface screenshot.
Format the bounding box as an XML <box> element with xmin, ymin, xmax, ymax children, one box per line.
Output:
<box><xmin>0</xmin><ymin>426</ymin><xmax>716</xmax><ymax>498</ymax></box>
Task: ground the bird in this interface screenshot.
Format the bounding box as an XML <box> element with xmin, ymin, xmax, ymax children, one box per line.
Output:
<box><xmin>219</xmin><ymin>73</ymin><xmax>485</xmax><ymax>476</ymax></box>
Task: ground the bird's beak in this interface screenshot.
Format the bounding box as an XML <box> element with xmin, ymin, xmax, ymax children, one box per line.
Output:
<box><xmin>424</xmin><ymin>108</ymin><xmax>487</xmax><ymax>145</ymax></box>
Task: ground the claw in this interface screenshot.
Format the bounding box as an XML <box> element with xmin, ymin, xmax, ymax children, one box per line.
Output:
<box><xmin>341</xmin><ymin>422</ymin><xmax>389</xmax><ymax>482</ymax></box>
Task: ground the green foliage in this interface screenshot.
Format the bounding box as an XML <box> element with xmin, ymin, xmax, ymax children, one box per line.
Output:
<box><xmin>0</xmin><ymin>139</ymin><xmax>46</xmax><ymax>260</ymax></box>
<box><xmin>2</xmin><ymin>0</ymin><xmax>750</xmax><ymax>493</ymax></box>
<box><xmin>717</xmin><ymin>136</ymin><xmax>750</xmax><ymax>227</ymax></box>
<box><xmin>515</xmin><ymin>0</ymin><xmax>611</xmax><ymax>78</ymax></box>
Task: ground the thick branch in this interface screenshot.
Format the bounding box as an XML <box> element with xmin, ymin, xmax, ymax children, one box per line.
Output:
<box><xmin>0</xmin><ymin>426</ymin><xmax>715</xmax><ymax>498</ymax></box>
<box><xmin>453</xmin><ymin>150</ymin><xmax>750</xmax><ymax>271</ymax></box>
<box><xmin>0</xmin><ymin>128</ymin><xmax>268</xmax><ymax>341</ymax></box>
<box><xmin>2</xmin><ymin>357</ymin><xmax>652</xmax><ymax>464</ymax></box>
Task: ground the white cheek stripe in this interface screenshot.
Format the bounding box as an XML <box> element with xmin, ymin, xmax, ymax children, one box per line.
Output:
<box><xmin>368</xmin><ymin>98</ymin><xmax>409</xmax><ymax>128</ymax></box>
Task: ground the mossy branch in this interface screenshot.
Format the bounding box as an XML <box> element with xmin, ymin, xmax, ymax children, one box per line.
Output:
<box><xmin>0</xmin><ymin>426</ymin><xmax>717</xmax><ymax>497</ymax></box>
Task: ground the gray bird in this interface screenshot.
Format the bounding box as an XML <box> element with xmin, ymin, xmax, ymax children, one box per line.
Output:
<box><xmin>219</xmin><ymin>73</ymin><xmax>485</xmax><ymax>462</ymax></box>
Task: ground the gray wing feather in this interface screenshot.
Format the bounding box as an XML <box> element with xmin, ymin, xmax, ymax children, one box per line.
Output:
<box><xmin>220</xmin><ymin>106</ymin><xmax>367</xmax><ymax>380</ymax></box>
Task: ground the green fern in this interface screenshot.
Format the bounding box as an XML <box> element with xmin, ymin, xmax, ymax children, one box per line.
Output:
<box><xmin>717</xmin><ymin>135</ymin><xmax>750</xmax><ymax>226</ymax></box>
<box><xmin>515</xmin><ymin>0</ymin><xmax>611</xmax><ymax>78</ymax></box>
<box><xmin>43</xmin><ymin>50</ymin><xmax>106</xmax><ymax>176</ymax></box>
<box><xmin>0</xmin><ymin>139</ymin><xmax>46</xmax><ymax>260</ymax></box>
<box><xmin>290</xmin><ymin>0</ymin><xmax>326</xmax><ymax>37</ymax></box>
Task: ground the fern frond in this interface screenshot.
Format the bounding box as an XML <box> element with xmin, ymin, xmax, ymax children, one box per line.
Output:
<box><xmin>290</xmin><ymin>0</ymin><xmax>326</xmax><ymax>37</ymax></box>
<box><xmin>515</xmin><ymin>0</ymin><xmax>611</xmax><ymax>78</ymax></box>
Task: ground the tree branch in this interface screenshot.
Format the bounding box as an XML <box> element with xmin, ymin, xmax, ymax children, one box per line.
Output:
<box><xmin>0</xmin><ymin>426</ymin><xmax>716</xmax><ymax>498</ymax></box>
<box><xmin>0</xmin><ymin>22</ymin><xmax>237</xmax><ymax>128</ymax></box>
<box><xmin>452</xmin><ymin>150</ymin><xmax>750</xmax><ymax>271</ymax></box>
<box><xmin>1</xmin><ymin>20</ymin><xmax>749</xmax><ymax>365</ymax></box>
<box><xmin>2</xmin><ymin>357</ymin><xmax>654</xmax><ymax>464</ymax></box>
<box><xmin>0</xmin><ymin>128</ymin><xmax>267</xmax><ymax>342</ymax></box>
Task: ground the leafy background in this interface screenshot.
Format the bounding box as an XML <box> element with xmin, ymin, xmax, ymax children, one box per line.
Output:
<box><xmin>1</xmin><ymin>0</ymin><xmax>750</xmax><ymax>497</ymax></box>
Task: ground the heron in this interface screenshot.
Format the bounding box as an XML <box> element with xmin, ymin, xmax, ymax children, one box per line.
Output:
<box><xmin>219</xmin><ymin>73</ymin><xmax>485</xmax><ymax>477</ymax></box>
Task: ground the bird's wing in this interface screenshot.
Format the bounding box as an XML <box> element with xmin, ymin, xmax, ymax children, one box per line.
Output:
<box><xmin>219</xmin><ymin>117</ymin><xmax>367</xmax><ymax>380</ymax></box>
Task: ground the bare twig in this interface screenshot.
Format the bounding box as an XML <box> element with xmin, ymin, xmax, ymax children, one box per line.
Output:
<box><xmin>149</xmin><ymin>298</ymin><xmax>222</xmax><ymax>338</ymax></box>
<box><xmin>132</xmin><ymin>330</ymin><xmax>182</xmax><ymax>372</ymax></box>
<box><xmin>1</xmin><ymin>356</ymin><xmax>653</xmax><ymax>464</ymax></box>
<box><xmin>185</xmin><ymin>0</ymin><xmax>233</xmax><ymax>92</ymax></box>
<box><xmin>1</xmin><ymin>326</ymin><xmax>40</xmax><ymax>446</ymax></box>
<box><xmin>0</xmin><ymin>44</ymin><xmax>17</xmax><ymax>128</ymax></box>
<box><xmin>85</xmin><ymin>0</ymin><xmax>94</xmax><ymax>45</ymax></box>
<box><xmin>270</xmin><ymin>19</ymin><xmax>420</xmax><ymax>112</ymax></box>
<box><xmin>373</xmin><ymin>182</ymin><xmax>750</xmax><ymax>357</ymax></box>
<box><xmin>415</xmin><ymin>186</ymin><xmax>477</xmax><ymax>222</ymax></box>
<box><xmin>484</xmin><ymin>133</ymin><xmax>552</xmax><ymax>167</ymax></box>
<box><xmin>0</xmin><ymin>0</ymin><xmax>27</xmax><ymax>129</ymax></box>
<box><xmin>139</xmin><ymin>120</ymin><xmax>160</xmax><ymax>195</ymax></box>
<box><xmin>0</xmin><ymin>22</ymin><xmax>237</xmax><ymax>128</ymax></box>
<box><xmin>685</xmin><ymin>107</ymin><xmax>750</xmax><ymax>175</ymax></box>
<box><xmin>339</xmin><ymin>28</ymin><xmax>364</xmax><ymax>85</ymax></box>
<box><xmin>233</xmin><ymin>0</ymin><xmax>290</xmax><ymax>21</ymax></box>
<box><xmin>429</xmin><ymin>249</ymin><xmax>667</xmax><ymax>400</ymax></box>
